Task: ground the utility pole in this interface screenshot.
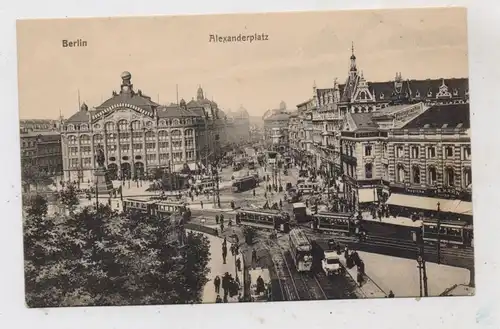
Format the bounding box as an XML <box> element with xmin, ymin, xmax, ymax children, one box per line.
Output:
<box><xmin>437</xmin><ymin>202</ymin><xmax>441</xmax><ymax>265</ymax></box>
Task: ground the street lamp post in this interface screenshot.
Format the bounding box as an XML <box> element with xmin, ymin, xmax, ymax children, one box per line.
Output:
<box><xmin>414</xmin><ymin>227</ymin><xmax>429</xmax><ymax>297</ymax></box>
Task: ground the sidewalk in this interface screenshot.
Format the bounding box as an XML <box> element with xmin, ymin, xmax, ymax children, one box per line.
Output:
<box><xmin>338</xmin><ymin>253</ymin><xmax>387</xmax><ymax>298</ymax></box>
<box><xmin>361</xmin><ymin>212</ymin><xmax>422</xmax><ymax>228</ymax></box>
<box><xmin>196</xmin><ymin>231</ymin><xmax>244</xmax><ymax>303</ymax></box>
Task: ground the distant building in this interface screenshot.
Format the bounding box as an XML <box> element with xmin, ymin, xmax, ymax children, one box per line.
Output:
<box><xmin>263</xmin><ymin>102</ymin><xmax>290</xmax><ymax>153</ymax></box>
<box><xmin>19</xmin><ymin>119</ymin><xmax>63</xmax><ymax>176</ymax></box>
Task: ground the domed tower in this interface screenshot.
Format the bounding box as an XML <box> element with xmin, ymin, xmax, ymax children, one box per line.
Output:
<box><xmin>120</xmin><ymin>71</ymin><xmax>134</xmax><ymax>94</ymax></box>
<box><xmin>279</xmin><ymin>101</ymin><xmax>287</xmax><ymax>111</ymax></box>
<box><xmin>197</xmin><ymin>85</ymin><xmax>204</xmax><ymax>101</ymax></box>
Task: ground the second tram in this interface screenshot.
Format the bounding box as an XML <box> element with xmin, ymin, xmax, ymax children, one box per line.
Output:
<box><xmin>236</xmin><ymin>208</ymin><xmax>290</xmax><ymax>232</ymax></box>
<box><xmin>288</xmin><ymin>228</ymin><xmax>313</xmax><ymax>272</ymax></box>
<box><xmin>422</xmin><ymin>219</ymin><xmax>473</xmax><ymax>247</ymax></box>
<box><xmin>312</xmin><ymin>212</ymin><xmax>357</xmax><ymax>236</ymax></box>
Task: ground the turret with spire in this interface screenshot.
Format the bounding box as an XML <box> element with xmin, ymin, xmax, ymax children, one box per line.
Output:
<box><xmin>349</xmin><ymin>42</ymin><xmax>357</xmax><ymax>76</ymax></box>
<box><xmin>197</xmin><ymin>85</ymin><xmax>204</xmax><ymax>101</ymax></box>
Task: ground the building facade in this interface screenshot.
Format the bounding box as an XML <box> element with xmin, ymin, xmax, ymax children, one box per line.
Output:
<box><xmin>61</xmin><ymin>72</ymin><xmax>235</xmax><ymax>182</ymax></box>
<box><xmin>263</xmin><ymin>101</ymin><xmax>290</xmax><ymax>153</ymax></box>
<box><xmin>20</xmin><ymin>120</ymin><xmax>63</xmax><ymax>176</ymax></box>
<box><xmin>339</xmin><ymin>102</ymin><xmax>472</xmax><ymax>220</ymax></box>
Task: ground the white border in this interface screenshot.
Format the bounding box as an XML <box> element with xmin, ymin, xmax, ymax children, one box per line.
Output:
<box><xmin>1</xmin><ymin>1</ymin><xmax>499</xmax><ymax>328</ymax></box>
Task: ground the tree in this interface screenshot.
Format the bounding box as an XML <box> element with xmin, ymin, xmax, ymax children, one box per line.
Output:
<box><xmin>58</xmin><ymin>183</ymin><xmax>79</xmax><ymax>213</ymax></box>
<box><xmin>25</xmin><ymin>194</ymin><xmax>48</xmax><ymax>218</ymax></box>
<box><xmin>21</xmin><ymin>160</ymin><xmax>54</xmax><ymax>192</ymax></box>
<box><xmin>23</xmin><ymin>204</ymin><xmax>212</xmax><ymax>307</ymax></box>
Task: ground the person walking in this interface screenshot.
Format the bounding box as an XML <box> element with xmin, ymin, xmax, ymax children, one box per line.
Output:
<box><xmin>388</xmin><ymin>290</ymin><xmax>395</xmax><ymax>298</ymax></box>
<box><xmin>222</xmin><ymin>245</ymin><xmax>228</xmax><ymax>264</ymax></box>
<box><xmin>214</xmin><ymin>275</ymin><xmax>221</xmax><ymax>294</ymax></box>
<box><xmin>200</xmin><ymin>200</ymin><xmax>204</xmax><ymax>209</ymax></box>
<box><xmin>215</xmin><ymin>214</ymin><xmax>219</xmax><ymax>225</ymax></box>
<box><xmin>251</xmin><ymin>248</ymin><xmax>257</xmax><ymax>264</ymax></box>
<box><xmin>253</xmin><ymin>189</ymin><xmax>256</xmax><ymax>197</ymax></box>
<box><xmin>215</xmin><ymin>295</ymin><xmax>222</xmax><ymax>303</ymax></box>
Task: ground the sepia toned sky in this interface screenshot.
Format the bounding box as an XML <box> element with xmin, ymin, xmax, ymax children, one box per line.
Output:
<box><xmin>16</xmin><ymin>7</ymin><xmax>468</xmax><ymax>120</ymax></box>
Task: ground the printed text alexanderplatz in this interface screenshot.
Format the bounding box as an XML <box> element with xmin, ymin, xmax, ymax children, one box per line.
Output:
<box><xmin>209</xmin><ymin>33</ymin><xmax>269</xmax><ymax>44</ymax></box>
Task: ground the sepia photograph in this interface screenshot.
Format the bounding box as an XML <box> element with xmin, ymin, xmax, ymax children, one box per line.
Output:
<box><xmin>16</xmin><ymin>7</ymin><xmax>474</xmax><ymax>308</ymax></box>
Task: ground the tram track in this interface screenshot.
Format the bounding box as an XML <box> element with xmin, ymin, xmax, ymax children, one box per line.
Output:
<box><xmin>263</xmin><ymin>240</ymin><xmax>300</xmax><ymax>301</ymax></box>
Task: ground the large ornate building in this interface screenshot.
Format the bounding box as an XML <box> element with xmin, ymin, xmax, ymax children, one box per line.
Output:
<box><xmin>61</xmin><ymin>72</ymin><xmax>248</xmax><ymax>182</ymax></box>
<box><xmin>340</xmin><ymin>102</ymin><xmax>472</xmax><ymax>221</ymax></box>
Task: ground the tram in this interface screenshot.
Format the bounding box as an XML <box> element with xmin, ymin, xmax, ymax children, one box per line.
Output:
<box><xmin>236</xmin><ymin>208</ymin><xmax>290</xmax><ymax>232</ymax></box>
<box><xmin>249</xmin><ymin>267</ymin><xmax>272</xmax><ymax>302</ymax></box>
<box><xmin>288</xmin><ymin>228</ymin><xmax>313</xmax><ymax>272</ymax></box>
<box><xmin>123</xmin><ymin>197</ymin><xmax>189</xmax><ymax>219</ymax></box>
<box><xmin>312</xmin><ymin>212</ymin><xmax>356</xmax><ymax>236</ymax></box>
<box><xmin>422</xmin><ymin>219</ymin><xmax>473</xmax><ymax>247</ymax></box>
<box><xmin>232</xmin><ymin>176</ymin><xmax>257</xmax><ymax>193</ymax></box>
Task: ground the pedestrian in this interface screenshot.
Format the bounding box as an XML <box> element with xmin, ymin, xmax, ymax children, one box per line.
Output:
<box><xmin>230</xmin><ymin>243</ymin><xmax>235</xmax><ymax>256</ymax></box>
<box><xmin>357</xmin><ymin>270</ymin><xmax>364</xmax><ymax>287</ymax></box>
<box><xmin>388</xmin><ymin>290</ymin><xmax>395</xmax><ymax>298</ymax></box>
<box><xmin>215</xmin><ymin>214</ymin><xmax>219</xmax><ymax>225</ymax></box>
<box><xmin>252</xmin><ymin>248</ymin><xmax>257</xmax><ymax>264</ymax></box>
<box><xmin>253</xmin><ymin>189</ymin><xmax>256</xmax><ymax>197</ymax></box>
<box><xmin>215</xmin><ymin>295</ymin><xmax>222</xmax><ymax>303</ymax></box>
<box><xmin>223</xmin><ymin>237</ymin><xmax>227</xmax><ymax>248</ymax></box>
<box><xmin>214</xmin><ymin>275</ymin><xmax>221</xmax><ymax>293</ymax></box>
<box><xmin>279</xmin><ymin>199</ymin><xmax>283</xmax><ymax>209</ymax></box>
<box><xmin>220</xmin><ymin>222</ymin><xmax>224</xmax><ymax>232</ymax></box>
<box><xmin>220</xmin><ymin>214</ymin><xmax>224</xmax><ymax>222</ymax></box>
<box><xmin>222</xmin><ymin>249</ymin><xmax>227</xmax><ymax>264</ymax></box>
<box><xmin>236</xmin><ymin>257</ymin><xmax>241</xmax><ymax>272</ymax></box>
<box><xmin>305</xmin><ymin>199</ymin><xmax>309</xmax><ymax>208</ymax></box>
<box><xmin>200</xmin><ymin>200</ymin><xmax>203</xmax><ymax>209</ymax></box>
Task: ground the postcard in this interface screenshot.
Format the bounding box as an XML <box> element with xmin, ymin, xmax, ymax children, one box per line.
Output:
<box><xmin>17</xmin><ymin>7</ymin><xmax>473</xmax><ymax>308</ymax></box>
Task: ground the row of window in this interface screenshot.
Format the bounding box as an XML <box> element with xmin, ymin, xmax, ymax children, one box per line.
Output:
<box><xmin>394</xmin><ymin>165</ymin><xmax>472</xmax><ymax>187</ymax></box>
<box><xmin>66</xmin><ymin>118</ymin><xmax>200</xmax><ymax>131</ymax></box>
<box><xmin>67</xmin><ymin>129</ymin><xmax>195</xmax><ymax>144</ymax></box>
<box><xmin>68</xmin><ymin>151</ymin><xmax>197</xmax><ymax>168</ymax></box>
<box><xmin>394</xmin><ymin>145</ymin><xmax>471</xmax><ymax>160</ymax></box>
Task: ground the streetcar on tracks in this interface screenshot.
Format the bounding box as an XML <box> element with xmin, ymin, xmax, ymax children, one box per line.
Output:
<box><xmin>292</xmin><ymin>202</ymin><xmax>309</xmax><ymax>223</ymax></box>
<box><xmin>123</xmin><ymin>197</ymin><xmax>189</xmax><ymax>219</ymax></box>
<box><xmin>288</xmin><ymin>228</ymin><xmax>313</xmax><ymax>272</ymax></box>
<box><xmin>421</xmin><ymin>219</ymin><xmax>473</xmax><ymax>247</ymax></box>
<box><xmin>232</xmin><ymin>176</ymin><xmax>257</xmax><ymax>193</ymax></box>
<box><xmin>237</xmin><ymin>208</ymin><xmax>291</xmax><ymax>232</ymax></box>
<box><xmin>311</xmin><ymin>212</ymin><xmax>356</xmax><ymax>236</ymax></box>
<box><xmin>249</xmin><ymin>267</ymin><xmax>272</xmax><ymax>302</ymax></box>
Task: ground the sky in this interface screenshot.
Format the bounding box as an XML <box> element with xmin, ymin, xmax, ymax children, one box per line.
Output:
<box><xmin>16</xmin><ymin>7</ymin><xmax>468</xmax><ymax>120</ymax></box>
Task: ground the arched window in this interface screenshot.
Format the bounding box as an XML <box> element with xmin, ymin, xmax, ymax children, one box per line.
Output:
<box><xmin>445</xmin><ymin>167</ymin><xmax>455</xmax><ymax>186</ymax></box>
<box><xmin>104</xmin><ymin>122</ymin><xmax>115</xmax><ymax>131</ymax></box>
<box><xmin>118</xmin><ymin>119</ymin><xmax>128</xmax><ymax>131</ymax></box>
<box><xmin>171</xmin><ymin>129</ymin><xmax>181</xmax><ymax>138</ymax></box>
<box><xmin>185</xmin><ymin>118</ymin><xmax>192</xmax><ymax>125</ymax></box>
<box><xmin>145</xmin><ymin>131</ymin><xmax>155</xmax><ymax>140</ymax></box>
<box><xmin>428</xmin><ymin>166</ymin><xmax>437</xmax><ymax>185</ymax></box>
<box><xmin>80</xmin><ymin>124</ymin><xmax>88</xmax><ymax>130</ymax></box>
<box><xmin>397</xmin><ymin>164</ymin><xmax>405</xmax><ymax>183</ymax></box>
<box><xmin>68</xmin><ymin>135</ymin><xmax>77</xmax><ymax>145</ymax></box>
<box><xmin>67</xmin><ymin>124</ymin><xmax>75</xmax><ymax>131</ymax></box>
<box><xmin>411</xmin><ymin>146</ymin><xmax>419</xmax><ymax>158</ymax></box>
<box><xmin>158</xmin><ymin>130</ymin><xmax>169</xmax><ymax>140</ymax></box>
<box><xmin>463</xmin><ymin>168</ymin><xmax>472</xmax><ymax>188</ymax></box>
<box><xmin>412</xmin><ymin>166</ymin><xmax>421</xmax><ymax>184</ymax></box>
<box><xmin>131</xmin><ymin>120</ymin><xmax>141</xmax><ymax>130</ymax></box>
<box><xmin>93</xmin><ymin>134</ymin><xmax>103</xmax><ymax>144</ymax></box>
<box><xmin>360</xmin><ymin>91</ymin><xmax>366</xmax><ymax>100</ymax></box>
<box><xmin>184</xmin><ymin>129</ymin><xmax>194</xmax><ymax>136</ymax></box>
<box><xmin>365</xmin><ymin>163</ymin><xmax>373</xmax><ymax>179</ymax></box>
<box><xmin>159</xmin><ymin>120</ymin><xmax>166</xmax><ymax>126</ymax></box>
<box><xmin>80</xmin><ymin>135</ymin><xmax>90</xmax><ymax>145</ymax></box>
<box><xmin>172</xmin><ymin>119</ymin><xmax>180</xmax><ymax>126</ymax></box>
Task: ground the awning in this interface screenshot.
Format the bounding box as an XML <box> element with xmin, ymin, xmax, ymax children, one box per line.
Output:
<box><xmin>387</xmin><ymin>193</ymin><xmax>456</xmax><ymax>212</ymax></box>
<box><xmin>173</xmin><ymin>164</ymin><xmax>183</xmax><ymax>172</ymax></box>
<box><xmin>187</xmin><ymin>163</ymin><xmax>197</xmax><ymax>171</ymax></box>
<box><xmin>358</xmin><ymin>188</ymin><xmax>378</xmax><ymax>203</ymax></box>
<box><xmin>446</xmin><ymin>200</ymin><xmax>473</xmax><ymax>216</ymax></box>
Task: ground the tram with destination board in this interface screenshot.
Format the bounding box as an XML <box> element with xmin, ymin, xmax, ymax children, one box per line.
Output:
<box><xmin>288</xmin><ymin>228</ymin><xmax>313</xmax><ymax>272</ymax></box>
<box><xmin>249</xmin><ymin>267</ymin><xmax>272</xmax><ymax>302</ymax></box>
<box><xmin>236</xmin><ymin>208</ymin><xmax>291</xmax><ymax>232</ymax></box>
<box><xmin>312</xmin><ymin>212</ymin><xmax>357</xmax><ymax>236</ymax></box>
<box><xmin>421</xmin><ymin>219</ymin><xmax>473</xmax><ymax>247</ymax></box>
<box><xmin>232</xmin><ymin>176</ymin><xmax>257</xmax><ymax>193</ymax></box>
